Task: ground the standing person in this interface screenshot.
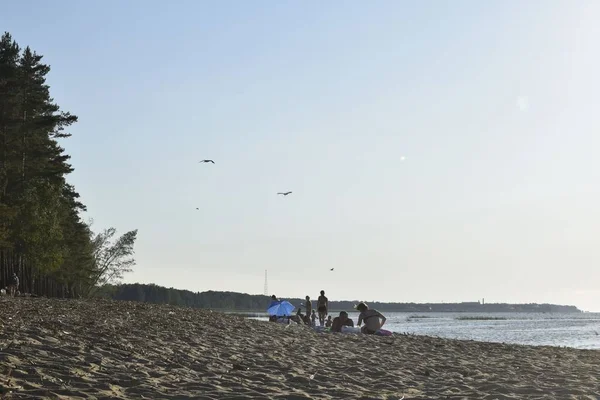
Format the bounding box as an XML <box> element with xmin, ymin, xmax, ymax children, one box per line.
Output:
<box><xmin>304</xmin><ymin>295</ymin><xmax>312</xmax><ymax>318</ymax></box>
<box><xmin>317</xmin><ymin>290</ymin><xmax>328</xmax><ymax>327</ymax></box>
<box><xmin>310</xmin><ymin>310</ymin><xmax>317</xmax><ymax>327</ymax></box>
<box><xmin>8</xmin><ymin>273</ymin><xmax>19</xmax><ymax>297</ymax></box>
<box><xmin>356</xmin><ymin>302</ymin><xmax>387</xmax><ymax>335</ymax></box>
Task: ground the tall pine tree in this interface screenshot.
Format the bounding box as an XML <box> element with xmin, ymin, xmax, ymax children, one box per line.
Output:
<box><xmin>0</xmin><ymin>33</ymin><xmax>22</xmax><ymax>286</ymax></box>
<box><xmin>0</xmin><ymin>32</ymin><xmax>131</xmax><ymax>297</ymax></box>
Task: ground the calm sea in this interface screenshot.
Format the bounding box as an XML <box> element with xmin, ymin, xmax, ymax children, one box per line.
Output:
<box><xmin>244</xmin><ymin>312</ymin><xmax>600</xmax><ymax>349</ymax></box>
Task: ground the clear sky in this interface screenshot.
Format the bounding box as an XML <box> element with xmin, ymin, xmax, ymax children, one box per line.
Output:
<box><xmin>4</xmin><ymin>1</ymin><xmax>600</xmax><ymax>311</ymax></box>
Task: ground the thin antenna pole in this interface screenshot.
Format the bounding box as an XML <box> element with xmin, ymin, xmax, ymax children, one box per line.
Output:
<box><xmin>264</xmin><ymin>270</ymin><xmax>268</xmax><ymax>296</ymax></box>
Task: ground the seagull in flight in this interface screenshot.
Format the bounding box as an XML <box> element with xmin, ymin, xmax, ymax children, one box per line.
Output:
<box><xmin>330</xmin><ymin>268</ymin><xmax>334</xmax><ymax>271</ymax></box>
<box><xmin>196</xmin><ymin>208</ymin><xmax>199</xmax><ymax>210</ymax></box>
<box><xmin>278</xmin><ymin>192</ymin><xmax>292</xmax><ymax>196</ymax></box>
<box><xmin>199</xmin><ymin>160</ymin><xmax>215</xmax><ymax>164</ymax></box>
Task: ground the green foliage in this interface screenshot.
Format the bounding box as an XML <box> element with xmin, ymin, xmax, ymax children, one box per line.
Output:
<box><xmin>0</xmin><ymin>32</ymin><xmax>136</xmax><ymax>297</ymax></box>
<box><xmin>95</xmin><ymin>284</ymin><xmax>274</xmax><ymax>310</ymax></box>
<box><xmin>88</xmin><ymin>228</ymin><xmax>138</xmax><ymax>294</ymax></box>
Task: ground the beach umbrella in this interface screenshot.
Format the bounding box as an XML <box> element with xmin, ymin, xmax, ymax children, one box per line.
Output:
<box><xmin>267</xmin><ymin>300</ymin><xmax>295</xmax><ymax>316</ymax></box>
<box><xmin>268</xmin><ymin>300</ymin><xmax>280</xmax><ymax>308</ymax></box>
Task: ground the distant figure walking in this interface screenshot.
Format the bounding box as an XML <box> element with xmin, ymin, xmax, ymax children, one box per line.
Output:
<box><xmin>356</xmin><ymin>302</ymin><xmax>387</xmax><ymax>335</ymax></box>
<box><xmin>8</xmin><ymin>273</ymin><xmax>19</xmax><ymax>297</ymax></box>
<box><xmin>317</xmin><ymin>290</ymin><xmax>328</xmax><ymax>327</ymax></box>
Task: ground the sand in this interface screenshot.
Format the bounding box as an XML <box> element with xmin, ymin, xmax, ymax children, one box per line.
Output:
<box><xmin>0</xmin><ymin>298</ymin><xmax>598</xmax><ymax>399</ymax></box>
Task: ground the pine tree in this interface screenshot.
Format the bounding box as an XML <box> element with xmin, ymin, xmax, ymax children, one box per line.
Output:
<box><xmin>0</xmin><ymin>32</ymin><xmax>22</xmax><ymax>286</ymax></box>
<box><xmin>11</xmin><ymin>44</ymin><xmax>79</xmax><ymax>293</ymax></box>
<box><xmin>0</xmin><ymin>32</ymin><xmax>130</xmax><ymax>297</ymax></box>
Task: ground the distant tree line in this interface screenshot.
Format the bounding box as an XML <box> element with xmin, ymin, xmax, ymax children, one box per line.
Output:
<box><xmin>96</xmin><ymin>284</ymin><xmax>270</xmax><ymax>310</ymax></box>
<box><xmin>98</xmin><ymin>283</ymin><xmax>582</xmax><ymax>313</ymax></box>
<box><xmin>0</xmin><ymin>32</ymin><xmax>136</xmax><ymax>297</ymax></box>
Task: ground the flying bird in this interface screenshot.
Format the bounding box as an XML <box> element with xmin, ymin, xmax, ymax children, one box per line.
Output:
<box><xmin>278</xmin><ymin>192</ymin><xmax>292</xmax><ymax>196</ymax></box>
<box><xmin>199</xmin><ymin>160</ymin><xmax>215</xmax><ymax>164</ymax></box>
<box><xmin>330</xmin><ymin>268</ymin><xmax>334</xmax><ymax>271</ymax></box>
<box><xmin>196</xmin><ymin>208</ymin><xmax>199</xmax><ymax>210</ymax></box>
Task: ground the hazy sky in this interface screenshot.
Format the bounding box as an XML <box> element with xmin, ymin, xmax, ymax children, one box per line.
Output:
<box><xmin>4</xmin><ymin>1</ymin><xmax>600</xmax><ymax>311</ymax></box>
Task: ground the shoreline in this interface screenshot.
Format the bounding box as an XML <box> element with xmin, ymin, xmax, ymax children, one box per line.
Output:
<box><xmin>223</xmin><ymin>309</ymin><xmax>584</xmax><ymax>315</ymax></box>
<box><xmin>1</xmin><ymin>298</ymin><xmax>598</xmax><ymax>399</ymax></box>
<box><xmin>237</xmin><ymin>311</ymin><xmax>599</xmax><ymax>350</ymax></box>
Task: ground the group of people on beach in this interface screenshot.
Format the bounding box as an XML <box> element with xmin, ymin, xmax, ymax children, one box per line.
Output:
<box><xmin>297</xmin><ymin>290</ymin><xmax>329</xmax><ymax>327</ymax></box>
<box><xmin>270</xmin><ymin>290</ymin><xmax>387</xmax><ymax>335</ymax></box>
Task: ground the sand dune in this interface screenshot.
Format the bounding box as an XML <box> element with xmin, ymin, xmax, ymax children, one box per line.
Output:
<box><xmin>0</xmin><ymin>298</ymin><xmax>598</xmax><ymax>399</ymax></box>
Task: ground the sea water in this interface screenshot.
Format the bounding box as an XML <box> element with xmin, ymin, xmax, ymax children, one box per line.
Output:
<box><xmin>245</xmin><ymin>312</ymin><xmax>600</xmax><ymax>349</ymax></box>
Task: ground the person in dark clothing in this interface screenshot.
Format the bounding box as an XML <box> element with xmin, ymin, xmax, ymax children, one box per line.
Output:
<box><xmin>317</xmin><ymin>290</ymin><xmax>328</xmax><ymax>326</ymax></box>
<box><xmin>8</xmin><ymin>273</ymin><xmax>19</xmax><ymax>297</ymax></box>
<box><xmin>304</xmin><ymin>295</ymin><xmax>312</xmax><ymax>317</ymax></box>
<box><xmin>331</xmin><ymin>311</ymin><xmax>354</xmax><ymax>333</ymax></box>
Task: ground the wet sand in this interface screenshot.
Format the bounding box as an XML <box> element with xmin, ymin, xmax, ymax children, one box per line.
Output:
<box><xmin>0</xmin><ymin>298</ymin><xmax>598</xmax><ymax>399</ymax></box>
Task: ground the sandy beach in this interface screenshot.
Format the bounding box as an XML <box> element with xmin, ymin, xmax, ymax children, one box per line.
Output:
<box><xmin>0</xmin><ymin>298</ymin><xmax>598</xmax><ymax>399</ymax></box>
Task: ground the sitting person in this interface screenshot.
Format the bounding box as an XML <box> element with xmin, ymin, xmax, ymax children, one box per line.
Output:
<box><xmin>325</xmin><ymin>315</ymin><xmax>333</xmax><ymax>328</ymax></box>
<box><xmin>331</xmin><ymin>311</ymin><xmax>354</xmax><ymax>332</ymax></box>
<box><xmin>288</xmin><ymin>314</ymin><xmax>298</xmax><ymax>324</ymax></box>
<box><xmin>305</xmin><ymin>314</ymin><xmax>313</xmax><ymax>325</ymax></box>
<box><xmin>292</xmin><ymin>308</ymin><xmax>304</xmax><ymax>325</ymax></box>
<box><xmin>356</xmin><ymin>302</ymin><xmax>386</xmax><ymax>335</ymax></box>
